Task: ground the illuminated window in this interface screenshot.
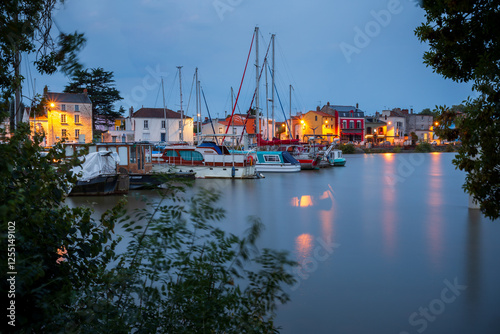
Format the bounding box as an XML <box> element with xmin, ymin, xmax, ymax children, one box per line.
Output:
<box><xmin>61</xmin><ymin>114</ymin><xmax>67</xmax><ymax>123</ymax></box>
<box><xmin>74</xmin><ymin>115</ymin><xmax>80</xmax><ymax>123</ymax></box>
<box><xmin>75</xmin><ymin>129</ymin><xmax>80</xmax><ymax>138</ymax></box>
<box><xmin>61</xmin><ymin>129</ymin><xmax>67</xmax><ymax>138</ymax></box>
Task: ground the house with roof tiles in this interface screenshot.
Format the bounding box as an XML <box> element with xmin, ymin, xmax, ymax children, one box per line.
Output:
<box><xmin>30</xmin><ymin>90</ymin><xmax>93</xmax><ymax>146</ymax></box>
<box><xmin>300</xmin><ymin>109</ymin><xmax>337</xmax><ymax>143</ymax></box>
<box><xmin>132</xmin><ymin>107</ymin><xmax>193</xmax><ymax>143</ymax></box>
<box><xmin>321</xmin><ymin>102</ymin><xmax>365</xmax><ymax>143</ymax></box>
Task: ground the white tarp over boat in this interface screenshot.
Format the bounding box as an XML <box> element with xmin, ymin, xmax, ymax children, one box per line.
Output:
<box><xmin>72</xmin><ymin>151</ymin><xmax>120</xmax><ymax>182</ymax></box>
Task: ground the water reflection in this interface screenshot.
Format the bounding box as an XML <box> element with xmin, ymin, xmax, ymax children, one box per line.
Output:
<box><xmin>295</xmin><ymin>233</ymin><xmax>313</xmax><ymax>262</ymax></box>
<box><xmin>426</xmin><ymin>153</ymin><xmax>444</xmax><ymax>269</ymax></box>
<box><xmin>382</xmin><ymin>153</ymin><xmax>397</xmax><ymax>258</ymax></box>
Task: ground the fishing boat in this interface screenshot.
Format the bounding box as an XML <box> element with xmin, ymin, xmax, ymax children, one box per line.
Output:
<box><xmin>254</xmin><ymin>150</ymin><xmax>301</xmax><ymax>173</ymax></box>
<box><xmin>152</xmin><ymin>141</ymin><xmax>258</xmax><ymax>179</ymax></box>
<box><xmin>329</xmin><ymin>149</ymin><xmax>346</xmax><ymax>166</ymax></box>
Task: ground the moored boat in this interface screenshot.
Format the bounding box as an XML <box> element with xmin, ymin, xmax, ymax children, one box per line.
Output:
<box><xmin>152</xmin><ymin>141</ymin><xmax>258</xmax><ymax>179</ymax></box>
<box><xmin>254</xmin><ymin>151</ymin><xmax>301</xmax><ymax>173</ymax></box>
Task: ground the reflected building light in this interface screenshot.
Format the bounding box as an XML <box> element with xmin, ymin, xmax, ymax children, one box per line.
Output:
<box><xmin>295</xmin><ymin>233</ymin><xmax>313</xmax><ymax>261</ymax></box>
<box><xmin>290</xmin><ymin>195</ymin><xmax>314</xmax><ymax>207</ymax></box>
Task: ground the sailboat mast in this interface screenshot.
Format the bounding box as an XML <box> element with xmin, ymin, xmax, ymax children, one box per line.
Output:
<box><xmin>231</xmin><ymin>87</ymin><xmax>235</xmax><ymax>146</ymax></box>
<box><xmin>177</xmin><ymin>66</ymin><xmax>184</xmax><ymax>141</ymax></box>
<box><xmin>265</xmin><ymin>59</ymin><xmax>269</xmax><ymax>140</ymax></box>
<box><xmin>255</xmin><ymin>26</ymin><xmax>260</xmax><ymax>137</ymax></box>
<box><xmin>162</xmin><ymin>77</ymin><xmax>168</xmax><ymax>143</ymax></box>
<box><xmin>271</xmin><ymin>34</ymin><xmax>275</xmax><ymax>140</ymax></box>
<box><xmin>289</xmin><ymin>84</ymin><xmax>293</xmax><ymax>139</ymax></box>
<box><xmin>195</xmin><ymin>68</ymin><xmax>199</xmax><ymax>143</ymax></box>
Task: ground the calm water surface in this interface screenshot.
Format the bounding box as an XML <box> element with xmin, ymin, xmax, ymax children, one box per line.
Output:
<box><xmin>66</xmin><ymin>153</ymin><xmax>500</xmax><ymax>334</ymax></box>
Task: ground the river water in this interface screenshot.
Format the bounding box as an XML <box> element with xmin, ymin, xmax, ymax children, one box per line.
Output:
<box><xmin>66</xmin><ymin>152</ymin><xmax>500</xmax><ymax>334</ymax></box>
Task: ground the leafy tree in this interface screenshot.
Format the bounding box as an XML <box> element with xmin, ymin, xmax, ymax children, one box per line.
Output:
<box><xmin>410</xmin><ymin>131</ymin><xmax>418</xmax><ymax>145</ymax></box>
<box><xmin>1</xmin><ymin>125</ymin><xmax>296</xmax><ymax>333</ymax></box>
<box><xmin>64</xmin><ymin>67</ymin><xmax>123</xmax><ymax>130</ymax></box>
<box><xmin>419</xmin><ymin>108</ymin><xmax>434</xmax><ymax>116</ymax></box>
<box><xmin>415</xmin><ymin>0</ymin><xmax>500</xmax><ymax>219</ymax></box>
<box><xmin>0</xmin><ymin>0</ymin><xmax>85</xmax><ymax>128</ymax></box>
<box><xmin>0</xmin><ymin>124</ymin><xmax>120</xmax><ymax>331</ymax></box>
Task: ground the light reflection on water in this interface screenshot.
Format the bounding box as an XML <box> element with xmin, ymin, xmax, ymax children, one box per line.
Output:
<box><xmin>65</xmin><ymin>153</ymin><xmax>500</xmax><ymax>334</ymax></box>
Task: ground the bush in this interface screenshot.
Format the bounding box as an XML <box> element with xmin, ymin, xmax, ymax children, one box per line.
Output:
<box><xmin>340</xmin><ymin>143</ymin><xmax>356</xmax><ymax>154</ymax></box>
<box><xmin>445</xmin><ymin>144</ymin><xmax>455</xmax><ymax>152</ymax></box>
<box><xmin>1</xmin><ymin>125</ymin><xmax>296</xmax><ymax>333</ymax></box>
<box><xmin>415</xmin><ymin>142</ymin><xmax>433</xmax><ymax>152</ymax></box>
<box><xmin>393</xmin><ymin>146</ymin><xmax>402</xmax><ymax>153</ymax></box>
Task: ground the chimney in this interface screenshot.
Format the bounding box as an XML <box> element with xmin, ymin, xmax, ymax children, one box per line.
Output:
<box><xmin>129</xmin><ymin>106</ymin><xmax>134</xmax><ymax>118</ymax></box>
<box><xmin>316</xmin><ymin>106</ymin><xmax>320</xmax><ymax>111</ymax></box>
<box><xmin>356</xmin><ymin>103</ymin><xmax>359</xmax><ymax>109</ymax></box>
<box><xmin>83</xmin><ymin>88</ymin><xmax>88</xmax><ymax>95</ymax></box>
<box><xmin>327</xmin><ymin>101</ymin><xmax>330</xmax><ymax>106</ymax></box>
<box><xmin>43</xmin><ymin>85</ymin><xmax>48</xmax><ymax>96</ymax></box>
<box><xmin>410</xmin><ymin>108</ymin><xmax>413</xmax><ymax>114</ymax></box>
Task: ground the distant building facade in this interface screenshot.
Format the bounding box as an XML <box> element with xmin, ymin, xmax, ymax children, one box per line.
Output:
<box><xmin>132</xmin><ymin>107</ymin><xmax>193</xmax><ymax>143</ymax></box>
<box><xmin>30</xmin><ymin>90</ymin><xmax>93</xmax><ymax>146</ymax></box>
<box><xmin>321</xmin><ymin>102</ymin><xmax>365</xmax><ymax>142</ymax></box>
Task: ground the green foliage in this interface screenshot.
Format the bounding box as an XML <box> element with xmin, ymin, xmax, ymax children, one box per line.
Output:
<box><xmin>0</xmin><ymin>1</ymin><xmax>85</xmax><ymax>115</ymax></box>
<box><xmin>419</xmin><ymin>108</ymin><xmax>435</xmax><ymax>116</ymax></box>
<box><xmin>339</xmin><ymin>143</ymin><xmax>355</xmax><ymax>154</ymax></box>
<box><xmin>393</xmin><ymin>146</ymin><xmax>402</xmax><ymax>153</ymax></box>
<box><xmin>64</xmin><ymin>67</ymin><xmax>123</xmax><ymax>129</ymax></box>
<box><xmin>0</xmin><ymin>124</ymin><xmax>120</xmax><ymax>331</ymax></box>
<box><xmin>445</xmin><ymin>144</ymin><xmax>455</xmax><ymax>152</ymax></box>
<box><xmin>415</xmin><ymin>142</ymin><xmax>432</xmax><ymax>153</ymax></box>
<box><xmin>69</xmin><ymin>187</ymin><xmax>296</xmax><ymax>333</ymax></box>
<box><xmin>1</xmin><ymin>126</ymin><xmax>296</xmax><ymax>333</ymax></box>
<box><xmin>416</xmin><ymin>0</ymin><xmax>500</xmax><ymax>219</ymax></box>
<box><xmin>410</xmin><ymin>132</ymin><xmax>418</xmax><ymax>144</ymax></box>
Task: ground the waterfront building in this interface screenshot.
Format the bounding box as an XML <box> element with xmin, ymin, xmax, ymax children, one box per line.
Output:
<box><xmin>300</xmin><ymin>109</ymin><xmax>336</xmax><ymax>143</ymax></box>
<box><xmin>406</xmin><ymin>112</ymin><xmax>435</xmax><ymax>142</ymax></box>
<box><xmin>30</xmin><ymin>89</ymin><xmax>93</xmax><ymax>146</ymax></box>
<box><xmin>380</xmin><ymin>109</ymin><xmax>406</xmax><ymax>145</ymax></box>
<box><xmin>364</xmin><ymin>116</ymin><xmax>387</xmax><ymax>144</ymax></box>
<box><xmin>132</xmin><ymin>107</ymin><xmax>193</xmax><ymax>143</ymax></box>
<box><xmin>321</xmin><ymin>102</ymin><xmax>365</xmax><ymax>142</ymax></box>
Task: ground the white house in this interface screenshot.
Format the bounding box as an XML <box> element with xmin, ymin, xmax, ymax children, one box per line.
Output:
<box><xmin>132</xmin><ymin>107</ymin><xmax>193</xmax><ymax>143</ymax></box>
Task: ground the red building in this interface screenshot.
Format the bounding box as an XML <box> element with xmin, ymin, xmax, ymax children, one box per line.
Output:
<box><xmin>321</xmin><ymin>102</ymin><xmax>365</xmax><ymax>142</ymax></box>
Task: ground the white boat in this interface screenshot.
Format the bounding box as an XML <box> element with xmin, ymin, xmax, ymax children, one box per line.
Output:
<box><xmin>254</xmin><ymin>151</ymin><xmax>301</xmax><ymax>173</ymax></box>
<box><xmin>152</xmin><ymin>142</ymin><xmax>258</xmax><ymax>179</ymax></box>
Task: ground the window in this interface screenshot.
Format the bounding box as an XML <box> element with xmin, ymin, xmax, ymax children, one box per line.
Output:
<box><xmin>219</xmin><ymin>127</ymin><xmax>223</xmax><ymax>134</ymax></box>
<box><xmin>342</xmin><ymin>120</ymin><xmax>347</xmax><ymax>129</ymax></box>
<box><xmin>367</xmin><ymin>127</ymin><xmax>372</xmax><ymax>134</ymax></box>
<box><xmin>61</xmin><ymin>129</ymin><xmax>67</xmax><ymax>138</ymax></box>
<box><xmin>61</xmin><ymin>104</ymin><xmax>66</xmax><ymax>111</ymax></box>
<box><xmin>179</xmin><ymin>150</ymin><xmax>204</xmax><ymax>161</ymax></box>
<box><xmin>74</xmin><ymin>115</ymin><xmax>80</xmax><ymax>123</ymax></box>
<box><xmin>112</xmin><ymin>136</ymin><xmax>117</xmax><ymax>143</ymax></box>
<box><xmin>75</xmin><ymin>129</ymin><xmax>80</xmax><ymax>139</ymax></box>
<box><xmin>74</xmin><ymin>105</ymin><xmax>79</xmax><ymax>112</ymax></box>
<box><xmin>421</xmin><ymin>125</ymin><xmax>424</xmax><ymax>130</ymax></box>
<box><xmin>357</xmin><ymin>121</ymin><xmax>361</xmax><ymax>129</ymax></box>
<box><xmin>115</xmin><ymin>126</ymin><xmax>120</xmax><ymax>131</ymax></box>
<box><xmin>61</xmin><ymin>114</ymin><xmax>67</xmax><ymax>123</ymax></box>
<box><xmin>315</xmin><ymin>116</ymin><xmax>318</xmax><ymax>121</ymax></box>
<box><xmin>264</xmin><ymin>154</ymin><xmax>281</xmax><ymax>162</ymax></box>
<box><xmin>161</xmin><ymin>120</ymin><xmax>166</xmax><ymax>129</ymax></box>
<box><xmin>349</xmin><ymin>121</ymin><xmax>354</xmax><ymax>129</ymax></box>
<box><xmin>144</xmin><ymin>120</ymin><xmax>149</xmax><ymax>129</ymax></box>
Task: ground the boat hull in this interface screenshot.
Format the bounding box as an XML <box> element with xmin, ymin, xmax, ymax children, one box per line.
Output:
<box><xmin>255</xmin><ymin>164</ymin><xmax>301</xmax><ymax>173</ymax></box>
<box><xmin>152</xmin><ymin>164</ymin><xmax>258</xmax><ymax>179</ymax></box>
<box><xmin>69</xmin><ymin>175</ymin><xmax>119</xmax><ymax>196</ymax></box>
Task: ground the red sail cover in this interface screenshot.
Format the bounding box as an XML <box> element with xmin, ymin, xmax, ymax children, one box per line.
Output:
<box><xmin>256</xmin><ymin>134</ymin><xmax>299</xmax><ymax>146</ymax></box>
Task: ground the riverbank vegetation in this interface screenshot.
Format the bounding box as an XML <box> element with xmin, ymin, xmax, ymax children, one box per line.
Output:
<box><xmin>0</xmin><ymin>126</ymin><xmax>296</xmax><ymax>333</ymax></box>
